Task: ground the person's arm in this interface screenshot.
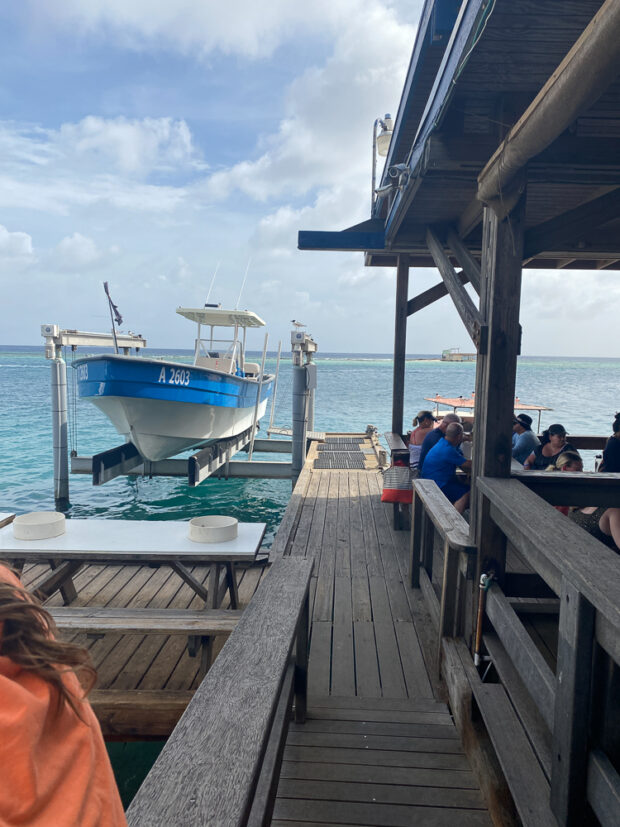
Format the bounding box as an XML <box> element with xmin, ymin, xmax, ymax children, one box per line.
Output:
<box><xmin>523</xmin><ymin>450</ymin><xmax>536</xmax><ymax>469</ymax></box>
<box><xmin>461</xmin><ymin>459</ymin><xmax>472</xmax><ymax>472</ymax></box>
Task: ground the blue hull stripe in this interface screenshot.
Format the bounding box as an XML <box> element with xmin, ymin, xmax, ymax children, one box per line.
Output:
<box><xmin>74</xmin><ymin>356</ymin><xmax>272</xmax><ymax>409</ymax></box>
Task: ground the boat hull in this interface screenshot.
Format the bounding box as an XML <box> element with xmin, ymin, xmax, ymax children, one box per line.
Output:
<box><xmin>74</xmin><ymin>355</ymin><xmax>273</xmax><ymax>461</ymax></box>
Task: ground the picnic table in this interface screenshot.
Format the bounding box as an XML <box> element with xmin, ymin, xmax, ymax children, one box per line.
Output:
<box><xmin>0</xmin><ymin>516</ymin><xmax>266</xmax><ymax>609</ymax></box>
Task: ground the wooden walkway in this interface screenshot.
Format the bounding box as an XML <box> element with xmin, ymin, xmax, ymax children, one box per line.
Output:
<box><xmin>270</xmin><ymin>437</ymin><xmax>491</xmax><ymax>825</ymax></box>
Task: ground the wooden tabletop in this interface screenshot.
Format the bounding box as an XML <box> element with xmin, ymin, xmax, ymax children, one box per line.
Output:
<box><xmin>0</xmin><ymin>518</ymin><xmax>266</xmax><ymax>562</ymax></box>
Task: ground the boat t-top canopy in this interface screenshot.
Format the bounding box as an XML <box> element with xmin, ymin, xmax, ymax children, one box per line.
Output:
<box><xmin>176</xmin><ymin>308</ymin><xmax>266</xmax><ymax>328</ymax></box>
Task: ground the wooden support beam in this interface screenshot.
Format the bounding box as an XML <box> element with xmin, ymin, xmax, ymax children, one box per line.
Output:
<box><xmin>470</xmin><ymin>195</ymin><xmax>525</xmax><ymax>618</ymax></box>
<box><xmin>425</xmin><ymin>228</ymin><xmax>485</xmax><ymax>351</ymax></box>
<box><xmin>391</xmin><ymin>254</ymin><xmax>409</xmax><ymax>435</ymax></box>
<box><xmin>406</xmin><ymin>270</ymin><xmax>469</xmax><ymax>316</ymax></box>
<box><xmin>446</xmin><ymin>229</ymin><xmax>481</xmax><ymax>295</ymax></box>
<box><xmin>524</xmin><ymin>187</ymin><xmax>620</xmax><ymax>260</ymax></box>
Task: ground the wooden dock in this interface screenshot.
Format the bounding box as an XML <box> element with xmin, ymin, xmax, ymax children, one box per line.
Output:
<box><xmin>268</xmin><ymin>436</ymin><xmax>491</xmax><ymax>824</ymax></box>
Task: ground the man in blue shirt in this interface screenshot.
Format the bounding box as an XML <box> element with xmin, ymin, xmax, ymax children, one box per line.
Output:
<box><xmin>418</xmin><ymin>412</ymin><xmax>462</xmax><ymax>473</ymax></box>
<box><xmin>421</xmin><ymin>422</ymin><xmax>472</xmax><ymax>514</ymax></box>
<box><xmin>512</xmin><ymin>414</ymin><xmax>540</xmax><ymax>465</ymax></box>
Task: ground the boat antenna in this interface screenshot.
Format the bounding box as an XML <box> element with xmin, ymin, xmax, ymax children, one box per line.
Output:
<box><xmin>205</xmin><ymin>260</ymin><xmax>220</xmax><ymax>305</ymax></box>
<box><xmin>235</xmin><ymin>257</ymin><xmax>251</xmax><ymax>309</ymax></box>
<box><xmin>103</xmin><ymin>281</ymin><xmax>122</xmax><ymax>354</ymax></box>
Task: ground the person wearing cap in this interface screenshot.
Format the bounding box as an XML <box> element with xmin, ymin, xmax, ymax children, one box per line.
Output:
<box><xmin>524</xmin><ymin>423</ymin><xmax>577</xmax><ymax>470</ymax></box>
<box><xmin>512</xmin><ymin>413</ymin><xmax>540</xmax><ymax>465</ymax></box>
<box><xmin>418</xmin><ymin>412</ymin><xmax>462</xmax><ymax>474</ymax></box>
<box><xmin>408</xmin><ymin>410</ymin><xmax>436</xmax><ymax>470</ymax></box>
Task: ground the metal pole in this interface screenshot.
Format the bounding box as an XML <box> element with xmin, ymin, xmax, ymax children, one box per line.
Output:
<box><xmin>291</xmin><ymin>357</ymin><xmax>308</xmax><ymax>487</ymax></box>
<box><xmin>307</xmin><ymin>355</ymin><xmax>315</xmax><ymax>433</ymax></box>
<box><xmin>371</xmin><ymin>118</ymin><xmax>378</xmax><ymax>213</ymax></box>
<box><xmin>248</xmin><ymin>333</ymin><xmax>268</xmax><ymax>461</ymax></box>
<box><xmin>51</xmin><ymin>349</ymin><xmax>70</xmax><ymax>509</ymax></box>
<box><xmin>267</xmin><ymin>340</ymin><xmax>282</xmax><ymax>437</ymax></box>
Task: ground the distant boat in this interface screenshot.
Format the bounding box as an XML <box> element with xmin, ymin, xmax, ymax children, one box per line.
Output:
<box><xmin>441</xmin><ymin>347</ymin><xmax>476</xmax><ymax>362</ymax></box>
<box><xmin>74</xmin><ymin>305</ymin><xmax>274</xmax><ymax>461</ymax></box>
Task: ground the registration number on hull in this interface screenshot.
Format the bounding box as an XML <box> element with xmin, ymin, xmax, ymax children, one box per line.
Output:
<box><xmin>158</xmin><ymin>367</ymin><xmax>191</xmax><ymax>386</ymax></box>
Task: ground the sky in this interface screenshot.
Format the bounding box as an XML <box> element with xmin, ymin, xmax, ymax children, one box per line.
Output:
<box><xmin>1</xmin><ymin>1</ymin><xmax>618</xmax><ymax>356</ymax></box>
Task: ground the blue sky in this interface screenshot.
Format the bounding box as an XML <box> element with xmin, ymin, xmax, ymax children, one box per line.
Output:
<box><xmin>1</xmin><ymin>1</ymin><xmax>618</xmax><ymax>356</ymax></box>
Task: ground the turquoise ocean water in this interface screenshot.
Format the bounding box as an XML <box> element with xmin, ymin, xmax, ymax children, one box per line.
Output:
<box><xmin>1</xmin><ymin>346</ymin><xmax>618</xmax><ymax>544</ymax></box>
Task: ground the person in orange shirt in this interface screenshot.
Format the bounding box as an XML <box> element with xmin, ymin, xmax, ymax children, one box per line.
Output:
<box><xmin>0</xmin><ymin>564</ymin><xmax>127</xmax><ymax>827</ymax></box>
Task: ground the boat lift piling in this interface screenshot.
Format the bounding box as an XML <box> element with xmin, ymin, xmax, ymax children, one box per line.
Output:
<box><xmin>42</xmin><ymin>325</ymin><xmax>147</xmax><ymax>508</ymax></box>
<box><xmin>291</xmin><ymin>329</ymin><xmax>318</xmax><ymax>486</ymax></box>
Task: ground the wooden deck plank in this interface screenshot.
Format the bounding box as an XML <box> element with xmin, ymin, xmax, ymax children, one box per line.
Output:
<box><xmin>353</xmin><ymin>622</ymin><xmax>381</xmax><ymax>699</ymax></box>
<box><xmin>331</xmin><ymin>577</ymin><xmax>355</xmax><ymax>697</ymax></box>
<box><xmin>305</xmin><ymin>707</ymin><xmax>451</xmax><ymax>726</ymax></box>
<box><xmin>308</xmin><ymin>621</ymin><xmax>332</xmax><ymax>698</ymax></box>
<box><xmin>284</xmin><ymin>731</ymin><xmax>464</xmax><ymax>755</ymax></box>
<box><xmin>374</xmin><ymin>622</ymin><xmax>408</xmax><ymax>699</ymax></box>
<box><xmin>272</xmin><ymin>798</ymin><xmax>491</xmax><ymax>826</ymax></box>
<box><xmin>308</xmin><ymin>696</ymin><xmax>448</xmax><ymax>714</ymax></box>
<box><xmin>394</xmin><ymin>621</ymin><xmax>435</xmax><ymax>699</ymax></box>
<box><xmin>282</xmin><ymin>744</ymin><xmax>471</xmax><ymax>771</ymax></box>
<box><xmin>335</xmin><ymin>473</ymin><xmax>352</xmax><ymax>576</ymax></box>
<box><xmin>276</xmin><ymin>778</ymin><xmax>485</xmax><ymax>808</ymax></box>
<box><xmin>351</xmin><ymin>577</ymin><xmax>372</xmax><ymax>622</ymax></box>
<box><xmin>279</xmin><ymin>760</ymin><xmax>478</xmax><ymax>788</ymax></box>
<box><xmin>357</xmin><ymin>473</ymin><xmax>383</xmax><ymax>576</ymax></box>
<box><xmin>348</xmin><ymin>473</ymin><xmax>367</xmax><ymax>577</ymax></box>
<box><xmin>291</xmin><ymin>469</ymin><xmax>323</xmax><ymax>558</ymax></box>
<box><xmin>290</xmin><ymin>719</ymin><xmax>461</xmax><ymax>741</ymax></box>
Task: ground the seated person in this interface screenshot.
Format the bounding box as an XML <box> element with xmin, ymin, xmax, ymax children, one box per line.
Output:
<box><xmin>418</xmin><ymin>412</ymin><xmax>461</xmax><ymax>473</ymax></box>
<box><xmin>408</xmin><ymin>410</ymin><xmax>436</xmax><ymax>469</ymax></box>
<box><xmin>421</xmin><ymin>421</ymin><xmax>472</xmax><ymax>514</ymax></box>
<box><xmin>569</xmin><ymin>507</ymin><xmax>620</xmax><ymax>553</ymax></box>
<box><xmin>600</xmin><ymin>412</ymin><xmax>620</xmax><ymax>472</ymax></box>
<box><xmin>511</xmin><ymin>413</ymin><xmax>540</xmax><ymax>464</ymax></box>
<box><xmin>0</xmin><ymin>564</ymin><xmax>127</xmax><ymax>826</ymax></box>
<box><xmin>545</xmin><ymin>450</ymin><xmax>583</xmax><ymax>515</ymax></box>
<box><xmin>524</xmin><ymin>423</ymin><xmax>576</xmax><ymax>470</ymax></box>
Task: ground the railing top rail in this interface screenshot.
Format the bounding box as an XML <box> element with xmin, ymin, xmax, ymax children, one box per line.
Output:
<box><xmin>413</xmin><ymin>478</ymin><xmax>474</xmax><ymax>551</ymax></box>
<box><xmin>126</xmin><ymin>556</ymin><xmax>313</xmax><ymax>827</ymax></box>
<box><xmin>478</xmin><ymin>477</ymin><xmax>620</xmax><ymax>633</ymax></box>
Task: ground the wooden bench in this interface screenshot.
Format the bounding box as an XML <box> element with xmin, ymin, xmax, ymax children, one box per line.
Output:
<box><xmin>50</xmin><ymin>607</ymin><xmax>243</xmax><ymax>674</ymax></box>
<box><xmin>126</xmin><ymin>556</ymin><xmax>313</xmax><ymax>827</ymax></box>
<box><xmin>410</xmin><ymin>479</ymin><xmax>476</xmax><ymax>668</ymax></box>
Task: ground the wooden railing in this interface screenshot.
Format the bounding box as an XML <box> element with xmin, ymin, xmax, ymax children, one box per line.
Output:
<box><xmin>126</xmin><ymin>557</ymin><xmax>313</xmax><ymax>827</ymax></box>
<box><xmin>410</xmin><ymin>479</ymin><xmax>476</xmax><ymax>667</ymax></box>
<box><xmin>411</xmin><ymin>474</ymin><xmax>620</xmax><ymax>826</ymax></box>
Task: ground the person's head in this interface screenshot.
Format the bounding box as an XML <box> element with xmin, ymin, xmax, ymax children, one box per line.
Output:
<box><xmin>413</xmin><ymin>410</ymin><xmax>436</xmax><ymax>428</ymax></box>
<box><xmin>0</xmin><ymin>569</ymin><xmax>96</xmax><ymax>718</ymax></box>
<box><xmin>513</xmin><ymin>413</ymin><xmax>533</xmax><ymax>434</ymax></box>
<box><xmin>541</xmin><ymin>423</ymin><xmax>567</xmax><ymax>448</ymax></box>
<box><xmin>547</xmin><ymin>451</ymin><xmax>583</xmax><ymax>473</ymax></box>
<box><xmin>612</xmin><ymin>412</ymin><xmax>620</xmax><ymax>435</ymax></box>
<box><xmin>439</xmin><ymin>412</ymin><xmax>461</xmax><ymax>433</ymax></box>
<box><xmin>444</xmin><ymin>422</ymin><xmax>464</xmax><ymax>445</ymax></box>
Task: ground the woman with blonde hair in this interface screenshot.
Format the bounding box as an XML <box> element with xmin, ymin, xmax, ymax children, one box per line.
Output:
<box><xmin>0</xmin><ymin>564</ymin><xmax>126</xmax><ymax>826</ymax></box>
<box><xmin>545</xmin><ymin>450</ymin><xmax>583</xmax><ymax>515</ymax></box>
<box><xmin>408</xmin><ymin>410</ymin><xmax>436</xmax><ymax>469</ymax></box>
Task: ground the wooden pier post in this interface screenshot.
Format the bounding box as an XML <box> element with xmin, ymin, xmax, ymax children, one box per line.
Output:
<box><xmin>391</xmin><ymin>254</ymin><xmax>409</xmax><ymax>435</ymax></box>
<box><xmin>470</xmin><ymin>194</ymin><xmax>525</xmax><ymax>609</ymax></box>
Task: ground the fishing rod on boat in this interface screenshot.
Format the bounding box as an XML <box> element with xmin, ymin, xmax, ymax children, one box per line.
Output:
<box><xmin>103</xmin><ymin>282</ymin><xmax>122</xmax><ymax>355</ymax></box>
<box><xmin>248</xmin><ymin>332</ymin><xmax>269</xmax><ymax>462</ymax></box>
<box><xmin>205</xmin><ymin>261</ymin><xmax>220</xmax><ymax>305</ymax></box>
<box><xmin>235</xmin><ymin>258</ymin><xmax>251</xmax><ymax>310</ymax></box>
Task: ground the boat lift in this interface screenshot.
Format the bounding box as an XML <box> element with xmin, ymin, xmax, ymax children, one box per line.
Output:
<box><xmin>43</xmin><ymin>324</ymin><xmax>315</xmax><ymax>507</ymax></box>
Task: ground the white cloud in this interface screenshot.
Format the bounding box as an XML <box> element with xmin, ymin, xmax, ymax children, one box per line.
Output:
<box><xmin>204</xmin><ymin>4</ymin><xmax>414</xmax><ymax>205</ymax></box>
<box><xmin>0</xmin><ymin>225</ymin><xmax>36</xmax><ymax>272</ymax></box>
<box><xmin>51</xmin><ymin>232</ymin><xmax>120</xmax><ymax>272</ymax></box>
<box><xmin>56</xmin><ymin>116</ymin><xmax>202</xmax><ymax>176</ymax></box>
<box><xmin>34</xmin><ymin>0</ymin><xmax>363</xmax><ymax>58</ymax></box>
